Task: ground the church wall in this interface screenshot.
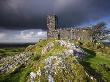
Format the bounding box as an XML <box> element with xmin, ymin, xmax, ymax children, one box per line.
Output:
<box><xmin>47</xmin><ymin>15</ymin><xmax>93</xmax><ymax>41</ymax></box>
<box><xmin>60</xmin><ymin>29</ymin><xmax>71</xmax><ymax>40</ymax></box>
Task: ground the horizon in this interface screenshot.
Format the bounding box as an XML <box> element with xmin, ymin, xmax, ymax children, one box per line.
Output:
<box><xmin>0</xmin><ymin>0</ymin><xmax>110</xmax><ymax>43</ymax></box>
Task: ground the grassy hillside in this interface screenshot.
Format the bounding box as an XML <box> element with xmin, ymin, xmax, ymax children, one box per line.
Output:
<box><xmin>0</xmin><ymin>43</ymin><xmax>34</xmax><ymax>58</ymax></box>
<box><xmin>79</xmin><ymin>41</ymin><xmax>110</xmax><ymax>82</ymax></box>
<box><xmin>0</xmin><ymin>39</ymin><xmax>94</xmax><ymax>82</ymax></box>
<box><xmin>0</xmin><ymin>39</ymin><xmax>110</xmax><ymax>82</ymax></box>
<box><xmin>0</xmin><ymin>47</ymin><xmax>25</xmax><ymax>58</ymax></box>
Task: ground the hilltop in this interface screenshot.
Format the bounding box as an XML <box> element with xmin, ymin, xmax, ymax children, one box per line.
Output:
<box><xmin>0</xmin><ymin>39</ymin><xmax>110</xmax><ymax>82</ymax></box>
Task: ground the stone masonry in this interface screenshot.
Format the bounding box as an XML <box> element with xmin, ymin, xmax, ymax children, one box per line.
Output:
<box><xmin>47</xmin><ymin>15</ymin><xmax>96</xmax><ymax>41</ymax></box>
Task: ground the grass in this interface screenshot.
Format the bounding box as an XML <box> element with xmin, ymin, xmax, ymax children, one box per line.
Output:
<box><xmin>86</xmin><ymin>53</ymin><xmax>110</xmax><ymax>82</ymax></box>
<box><xmin>31</xmin><ymin>39</ymin><xmax>94</xmax><ymax>82</ymax></box>
<box><xmin>79</xmin><ymin>41</ymin><xmax>110</xmax><ymax>82</ymax></box>
<box><xmin>0</xmin><ymin>60</ymin><xmax>34</xmax><ymax>82</ymax></box>
<box><xmin>0</xmin><ymin>39</ymin><xmax>54</xmax><ymax>82</ymax></box>
<box><xmin>0</xmin><ymin>47</ymin><xmax>25</xmax><ymax>58</ymax></box>
<box><xmin>1</xmin><ymin>39</ymin><xmax>110</xmax><ymax>82</ymax></box>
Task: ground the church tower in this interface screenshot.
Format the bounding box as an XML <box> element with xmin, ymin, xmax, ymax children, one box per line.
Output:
<box><xmin>47</xmin><ymin>15</ymin><xmax>57</xmax><ymax>38</ymax></box>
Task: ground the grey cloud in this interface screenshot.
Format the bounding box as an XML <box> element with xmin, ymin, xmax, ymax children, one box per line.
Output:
<box><xmin>0</xmin><ymin>0</ymin><xmax>110</xmax><ymax>30</ymax></box>
<box><xmin>0</xmin><ymin>29</ymin><xmax>47</xmax><ymax>43</ymax></box>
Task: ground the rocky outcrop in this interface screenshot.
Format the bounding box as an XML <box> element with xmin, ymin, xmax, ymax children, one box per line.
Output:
<box><xmin>0</xmin><ymin>52</ymin><xmax>32</xmax><ymax>74</ymax></box>
<box><xmin>30</xmin><ymin>49</ymin><xmax>94</xmax><ymax>82</ymax></box>
<box><xmin>57</xmin><ymin>40</ymin><xmax>88</xmax><ymax>58</ymax></box>
<box><xmin>41</xmin><ymin>40</ymin><xmax>87</xmax><ymax>58</ymax></box>
<box><xmin>0</xmin><ymin>40</ymin><xmax>97</xmax><ymax>82</ymax></box>
<box><xmin>27</xmin><ymin>40</ymin><xmax>96</xmax><ymax>82</ymax></box>
<box><xmin>42</xmin><ymin>42</ymin><xmax>54</xmax><ymax>54</ymax></box>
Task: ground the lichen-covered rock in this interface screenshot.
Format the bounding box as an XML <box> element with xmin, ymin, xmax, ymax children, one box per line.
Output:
<box><xmin>34</xmin><ymin>52</ymin><xmax>93</xmax><ymax>82</ymax></box>
<box><xmin>42</xmin><ymin>42</ymin><xmax>54</xmax><ymax>54</ymax></box>
<box><xmin>30</xmin><ymin>72</ymin><xmax>37</xmax><ymax>82</ymax></box>
<box><xmin>57</xmin><ymin>40</ymin><xmax>88</xmax><ymax>58</ymax></box>
<box><xmin>0</xmin><ymin>52</ymin><xmax>32</xmax><ymax>74</ymax></box>
<box><xmin>0</xmin><ymin>39</ymin><xmax>96</xmax><ymax>82</ymax></box>
<box><xmin>32</xmin><ymin>40</ymin><xmax>95</xmax><ymax>82</ymax></box>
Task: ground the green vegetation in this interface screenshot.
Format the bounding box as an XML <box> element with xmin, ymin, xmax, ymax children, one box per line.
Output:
<box><xmin>0</xmin><ymin>39</ymin><xmax>62</xmax><ymax>82</ymax></box>
<box><xmin>0</xmin><ymin>63</ymin><xmax>33</xmax><ymax>82</ymax></box>
<box><xmin>31</xmin><ymin>39</ymin><xmax>93</xmax><ymax>82</ymax></box>
<box><xmin>1</xmin><ymin>39</ymin><xmax>110</xmax><ymax>82</ymax></box>
<box><xmin>0</xmin><ymin>46</ymin><xmax>31</xmax><ymax>82</ymax></box>
<box><xmin>78</xmin><ymin>41</ymin><xmax>110</xmax><ymax>82</ymax></box>
<box><xmin>0</xmin><ymin>47</ymin><xmax>25</xmax><ymax>58</ymax></box>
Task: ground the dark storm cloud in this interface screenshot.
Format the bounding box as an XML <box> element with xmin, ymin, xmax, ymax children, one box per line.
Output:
<box><xmin>0</xmin><ymin>0</ymin><xmax>110</xmax><ymax>30</ymax></box>
<box><xmin>0</xmin><ymin>0</ymin><xmax>54</xmax><ymax>30</ymax></box>
<box><xmin>56</xmin><ymin>0</ymin><xmax>110</xmax><ymax>27</ymax></box>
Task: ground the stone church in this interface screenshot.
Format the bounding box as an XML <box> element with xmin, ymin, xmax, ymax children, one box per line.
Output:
<box><xmin>47</xmin><ymin>15</ymin><xmax>96</xmax><ymax>41</ymax></box>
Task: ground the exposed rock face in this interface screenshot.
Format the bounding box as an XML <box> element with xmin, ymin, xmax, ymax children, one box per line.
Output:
<box><xmin>56</xmin><ymin>40</ymin><xmax>87</xmax><ymax>58</ymax></box>
<box><xmin>41</xmin><ymin>40</ymin><xmax>87</xmax><ymax>58</ymax></box>
<box><xmin>0</xmin><ymin>39</ymin><xmax>97</xmax><ymax>82</ymax></box>
<box><xmin>42</xmin><ymin>42</ymin><xmax>54</xmax><ymax>54</ymax></box>
<box><xmin>0</xmin><ymin>52</ymin><xmax>32</xmax><ymax>74</ymax></box>
<box><xmin>30</xmin><ymin>72</ymin><xmax>37</xmax><ymax>82</ymax></box>
<box><xmin>32</xmin><ymin>40</ymin><xmax>96</xmax><ymax>82</ymax></box>
<box><xmin>34</xmin><ymin>51</ymin><xmax>93</xmax><ymax>82</ymax></box>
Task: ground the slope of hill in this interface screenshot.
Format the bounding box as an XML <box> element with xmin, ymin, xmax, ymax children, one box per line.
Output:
<box><xmin>0</xmin><ymin>39</ymin><xmax>110</xmax><ymax>82</ymax></box>
<box><xmin>79</xmin><ymin>41</ymin><xmax>110</xmax><ymax>82</ymax></box>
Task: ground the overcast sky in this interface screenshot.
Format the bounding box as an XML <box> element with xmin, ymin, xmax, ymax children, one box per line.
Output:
<box><xmin>0</xmin><ymin>0</ymin><xmax>110</xmax><ymax>43</ymax></box>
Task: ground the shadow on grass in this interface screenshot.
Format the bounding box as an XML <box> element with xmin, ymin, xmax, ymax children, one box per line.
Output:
<box><xmin>80</xmin><ymin>48</ymin><xmax>104</xmax><ymax>82</ymax></box>
<box><xmin>0</xmin><ymin>64</ymin><xmax>30</xmax><ymax>82</ymax></box>
<box><xmin>83</xmin><ymin>48</ymin><xmax>96</xmax><ymax>59</ymax></box>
